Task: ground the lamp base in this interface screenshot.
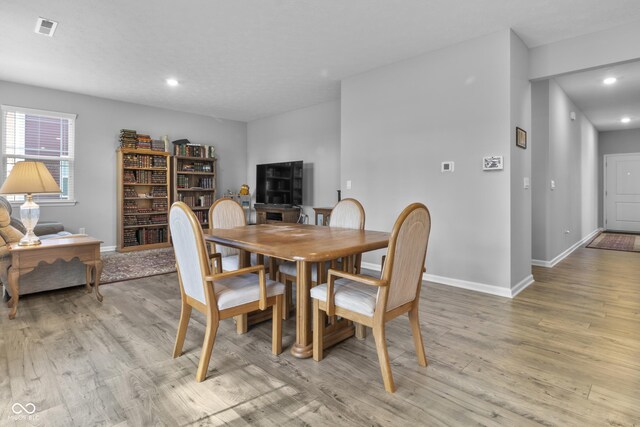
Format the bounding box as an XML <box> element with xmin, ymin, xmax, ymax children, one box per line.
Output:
<box><xmin>18</xmin><ymin>231</ymin><xmax>41</xmax><ymax>246</ymax></box>
<box><xmin>19</xmin><ymin>194</ymin><xmax>41</xmax><ymax>246</ymax></box>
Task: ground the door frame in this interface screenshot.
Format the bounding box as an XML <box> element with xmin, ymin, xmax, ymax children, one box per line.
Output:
<box><xmin>603</xmin><ymin>152</ymin><xmax>640</xmax><ymax>231</ymax></box>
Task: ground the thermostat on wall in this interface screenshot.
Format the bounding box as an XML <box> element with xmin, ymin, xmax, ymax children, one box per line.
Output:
<box><xmin>441</xmin><ymin>161</ymin><xmax>454</xmax><ymax>172</ymax></box>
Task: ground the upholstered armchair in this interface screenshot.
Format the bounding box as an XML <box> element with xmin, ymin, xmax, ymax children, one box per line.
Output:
<box><xmin>311</xmin><ymin>203</ymin><xmax>432</xmax><ymax>393</ymax></box>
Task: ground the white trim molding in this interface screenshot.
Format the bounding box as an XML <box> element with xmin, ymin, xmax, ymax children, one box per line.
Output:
<box><xmin>531</xmin><ymin>228</ymin><xmax>602</xmax><ymax>268</ymax></box>
<box><xmin>100</xmin><ymin>245</ymin><xmax>117</xmax><ymax>253</ymax></box>
<box><xmin>361</xmin><ymin>262</ymin><xmax>530</xmax><ymax>299</ymax></box>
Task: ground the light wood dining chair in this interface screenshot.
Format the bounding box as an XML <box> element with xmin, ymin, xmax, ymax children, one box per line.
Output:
<box><xmin>278</xmin><ymin>198</ymin><xmax>365</xmax><ymax>319</ymax></box>
<box><xmin>170</xmin><ymin>202</ymin><xmax>284</xmax><ymax>382</ymax></box>
<box><xmin>208</xmin><ymin>198</ymin><xmax>262</xmax><ymax>272</ymax></box>
<box><xmin>311</xmin><ymin>203</ymin><xmax>431</xmax><ymax>393</ymax></box>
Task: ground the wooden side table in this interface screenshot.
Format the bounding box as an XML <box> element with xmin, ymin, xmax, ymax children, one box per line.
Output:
<box><xmin>313</xmin><ymin>207</ymin><xmax>333</xmax><ymax>226</ymax></box>
<box><xmin>6</xmin><ymin>236</ymin><xmax>103</xmax><ymax>319</ymax></box>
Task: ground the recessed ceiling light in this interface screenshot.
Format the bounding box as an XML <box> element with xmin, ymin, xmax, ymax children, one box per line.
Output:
<box><xmin>166</xmin><ymin>78</ymin><xmax>179</xmax><ymax>87</ymax></box>
<box><xmin>621</xmin><ymin>117</ymin><xmax>631</xmax><ymax>124</ymax></box>
<box><xmin>603</xmin><ymin>77</ymin><xmax>617</xmax><ymax>85</ymax></box>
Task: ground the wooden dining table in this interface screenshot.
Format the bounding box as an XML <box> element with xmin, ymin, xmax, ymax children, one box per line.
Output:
<box><xmin>204</xmin><ymin>223</ymin><xmax>390</xmax><ymax>358</ymax></box>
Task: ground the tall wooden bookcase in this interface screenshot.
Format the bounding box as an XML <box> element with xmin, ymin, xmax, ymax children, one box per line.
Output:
<box><xmin>117</xmin><ymin>148</ymin><xmax>171</xmax><ymax>251</ymax></box>
<box><xmin>171</xmin><ymin>156</ymin><xmax>217</xmax><ymax>227</ymax></box>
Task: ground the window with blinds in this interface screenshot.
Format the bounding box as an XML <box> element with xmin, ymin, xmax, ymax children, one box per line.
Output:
<box><xmin>1</xmin><ymin>105</ymin><xmax>76</xmax><ymax>203</ymax></box>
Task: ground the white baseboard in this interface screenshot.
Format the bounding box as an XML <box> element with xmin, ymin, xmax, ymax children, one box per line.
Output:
<box><xmin>100</xmin><ymin>245</ymin><xmax>117</xmax><ymax>253</ymax></box>
<box><xmin>531</xmin><ymin>227</ymin><xmax>602</xmax><ymax>268</ymax></box>
<box><xmin>511</xmin><ymin>274</ymin><xmax>534</xmax><ymax>297</ymax></box>
<box><xmin>360</xmin><ymin>261</ymin><xmax>528</xmax><ymax>298</ymax></box>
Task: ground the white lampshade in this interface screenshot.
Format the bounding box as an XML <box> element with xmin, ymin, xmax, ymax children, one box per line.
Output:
<box><xmin>0</xmin><ymin>161</ymin><xmax>61</xmax><ymax>195</ymax></box>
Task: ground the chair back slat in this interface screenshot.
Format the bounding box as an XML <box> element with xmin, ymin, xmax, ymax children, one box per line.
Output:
<box><xmin>170</xmin><ymin>202</ymin><xmax>210</xmax><ymax>304</ymax></box>
<box><xmin>382</xmin><ymin>204</ymin><xmax>431</xmax><ymax>311</ymax></box>
<box><xmin>209</xmin><ymin>198</ymin><xmax>246</xmax><ymax>257</ymax></box>
<box><xmin>329</xmin><ymin>198</ymin><xmax>365</xmax><ymax>229</ymax></box>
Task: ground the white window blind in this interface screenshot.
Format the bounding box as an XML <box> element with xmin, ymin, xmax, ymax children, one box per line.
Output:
<box><xmin>1</xmin><ymin>105</ymin><xmax>76</xmax><ymax>204</ymax></box>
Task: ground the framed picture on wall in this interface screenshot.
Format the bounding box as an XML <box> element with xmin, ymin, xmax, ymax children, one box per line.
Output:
<box><xmin>483</xmin><ymin>156</ymin><xmax>504</xmax><ymax>171</ymax></box>
<box><xmin>516</xmin><ymin>127</ymin><xmax>527</xmax><ymax>149</ymax></box>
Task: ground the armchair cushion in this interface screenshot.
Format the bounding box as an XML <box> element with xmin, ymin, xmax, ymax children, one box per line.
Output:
<box><xmin>34</xmin><ymin>221</ymin><xmax>65</xmax><ymax>236</ymax></box>
<box><xmin>0</xmin><ymin>224</ymin><xmax>24</xmax><ymax>244</ymax></box>
<box><xmin>311</xmin><ymin>277</ymin><xmax>379</xmax><ymax>316</ymax></box>
<box><xmin>215</xmin><ymin>273</ymin><xmax>285</xmax><ymax>310</ymax></box>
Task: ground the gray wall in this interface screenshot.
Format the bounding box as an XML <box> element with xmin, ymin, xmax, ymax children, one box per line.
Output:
<box><xmin>531</xmin><ymin>79</ymin><xmax>598</xmax><ymax>262</ymax></box>
<box><xmin>598</xmin><ymin>128</ymin><xmax>640</xmax><ymax>226</ymax></box>
<box><xmin>0</xmin><ymin>80</ymin><xmax>247</xmax><ymax>247</ymax></box>
<box><xmin>509</xmin><ymin>31</ymin><xmax>532</xmax><ymax>286</ymax></box>
<box><xmin>246</xmin><ymin>100</ymin><xmax>341</xmax><ymax>222</ymax></box>
<box><xmin>341</xmin><ymin>30</ymin><xmax>518</xmax><ymax>291</ymax></box>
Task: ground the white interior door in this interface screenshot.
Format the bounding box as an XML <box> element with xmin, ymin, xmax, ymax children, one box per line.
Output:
<box><xmin>605</xmin><ymin>154</ymin><xmax>640</xmax><ymax>232</ymax></box>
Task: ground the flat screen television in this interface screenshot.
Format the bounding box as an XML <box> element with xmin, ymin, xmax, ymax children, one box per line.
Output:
<box><xmin>256</xmin><ymin>161</ymin><xmax>303</xmax><ymax>206</ymax></box>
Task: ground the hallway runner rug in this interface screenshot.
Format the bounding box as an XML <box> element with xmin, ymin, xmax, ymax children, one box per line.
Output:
<box><xmin>586</xmin><ymin>232</ymin><xmax>640</xmax><ymax>253</ymax></box>
<box><xmin>101</xmin><ymin>247</ymin><xmax>176</xmax><ymax>284</ymax></box>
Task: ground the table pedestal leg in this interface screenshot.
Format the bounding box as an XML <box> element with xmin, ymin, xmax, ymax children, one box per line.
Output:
<box><xmin>291</xmin><ymin>260</ymin><xmax>312</xmax><ymax>358</ymax></box>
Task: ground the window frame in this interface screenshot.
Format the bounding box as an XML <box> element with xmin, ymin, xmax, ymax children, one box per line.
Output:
<box><xmin>1</xmin><ymin>104</ymin><xmax>78</xmax><ymax>206</ymax></box>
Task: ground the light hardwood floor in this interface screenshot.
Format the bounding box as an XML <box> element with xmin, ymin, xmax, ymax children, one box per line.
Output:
<box><xmin>1</xmin><ymin>246</ymin><xmax>639</xmax><ymax>426</ymax></box>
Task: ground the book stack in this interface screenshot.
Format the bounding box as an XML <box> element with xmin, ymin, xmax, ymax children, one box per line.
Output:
<box><xmin>124</xmin><ymin>187</ymin><xmax>138</xmax><ymax>198</ymax></box>
<box><xmin>123</xmin><ymin>229</ymin><xmax>138</xmax><ymax>246</ymax></box>
<box><xmin>136</xmin><ymin>134</ymin><xmax>152</xmax><ymax>150</ymax></box>
<box><xmin>152</xmin><ymin>156</ymin><xmax>167</xmax><ymax>168</ymax></box>
<box><xmin>151</xmin><ymin>171</ymin><xmax>167</xmax><ymax>184</ymax></box>
<box><xmin>150</xmin><ymin>187</ymin><xmax>167</xmax><ymax>198</ymax></box>
<box><xmin>120</xmin><ymin>129</ymin><xmax>137</xmax><ymax>148</ymax></box>
<box><xmin>151</xmin><ymin>139</ymin><xmax>165</xmax><ymax>151</ymax></box>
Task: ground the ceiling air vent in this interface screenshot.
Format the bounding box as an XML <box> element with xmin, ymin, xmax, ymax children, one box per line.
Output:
<box><xmin>34</xmin><ymin>17</ymin><xmax>58</xmax><ymax>37</ymax></box>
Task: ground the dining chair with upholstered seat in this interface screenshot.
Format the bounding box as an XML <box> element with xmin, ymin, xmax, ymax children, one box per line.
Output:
<box><xmin>278</xmin><ymin>198</ymin><xmax>365</xmax><ymax>319</ymax></box>
<box><xmin>170</xmin><ymin>201</ymin><xmax>284</xmax><ymax>382</ymax></box>
<box><xmin>311</xmin><ymin>203</ymin><xmax>431</xmax><ymax>393</ymax></box>
<box><xmin>208</xmin><ymin>198</ymin><xmax>267</xmax><ymax>272</ymax></box>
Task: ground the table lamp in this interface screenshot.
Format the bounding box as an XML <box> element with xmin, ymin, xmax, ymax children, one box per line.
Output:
<box><xmin>0</xmin><ymin>161</ymin><xmax>61</xmax><ymax>246</ymax></box>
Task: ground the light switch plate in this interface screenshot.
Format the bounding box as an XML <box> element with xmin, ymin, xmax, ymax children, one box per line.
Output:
<box><xmin>346</xmin><ymin>180</ymin><xmax>352</xmax><ymax>190</ymax></box>
<box><xmin>523</xmin><ymin>177</ymin><xmax>530</xmax><ymax>189</ymax></box>
<box><xmin>550</xmin><ymin>180</ymin><xmax>556</xmax><ymax>190</ymax></box>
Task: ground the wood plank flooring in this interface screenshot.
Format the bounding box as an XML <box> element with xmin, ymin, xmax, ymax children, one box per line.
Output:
<box><xmin>1</xmin><ymin>246</ymin><xmax>639</xmax><ymax>426</ymax></box>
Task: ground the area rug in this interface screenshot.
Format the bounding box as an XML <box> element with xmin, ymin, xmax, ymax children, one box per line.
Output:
<box><xmin>586</xmin><ymin>232</ymin><xmax>640</xmax><ymax>253</ymax></box>
<box><xmin>101</xmin><ymin>247</ymin><xmax>176</xmax><ymax>284</ymax></box>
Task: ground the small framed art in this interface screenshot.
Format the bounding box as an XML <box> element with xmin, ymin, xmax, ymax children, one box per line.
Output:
<box><xmin>516</xmin><ymin>127</ymin><xmax>527</xmax><ymax>149</ymax></box>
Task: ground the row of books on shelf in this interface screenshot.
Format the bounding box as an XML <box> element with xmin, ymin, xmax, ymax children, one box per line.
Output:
<box><xmin>176</xmin><ymin>176</ymin><xmax>214</xmax><ymax>189</ymax></box>
<box><xmin>123</xmin><ymin>214</ymin><xmax>167</xmax><ymax>226</ymax></box>
<box><xmin>178</xmin><ymin>193</ymin><xmax>214</xmax><ymax>208</ymax></box>
<box><xmin>124</xmin><ymin>187</ymin><xmax>167</xmax><ymax>198</ymax></box>
<box><xmin>123</xmin><ymin>154</ymin><xmax>167</xmax><ymax>168</ymax></box>
<box><xmin>174</xmin><ymin>144</ymin><xmax>215</xmax><ymax>158</ymax></box>
<box><xmin>178</xmin><ymin>161</ymin><xmax>214</xmax><ymax>172</ymax></box>
<box><xmin>124</xmin><ymin>200</ymin><xmax>168</xmax><ymax>213</ymax></box>
<box><xmin>123</xmin><ymin>228</ymin><xmax>167</xmax><ymax>247</ymax></box>
<box><xmin>123</xmin><ymin>170</ymin><xmax>167</xmax><ymax>184</ymax></box>
<box><xmin>193</xmin><ymin>210</ymin><xmax>207</xmax><ymax>224</ymax></box>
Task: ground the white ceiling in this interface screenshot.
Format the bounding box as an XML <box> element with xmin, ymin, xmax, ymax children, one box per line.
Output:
<box><xmin>555</xmin><ymin>60</ymin><xmax>640</xmax><ymax>131</ymax></box>
<box><xmin>2</xmin><ymin>0</ymin><xmax>640</xmax><ymax>122</ymax></box>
